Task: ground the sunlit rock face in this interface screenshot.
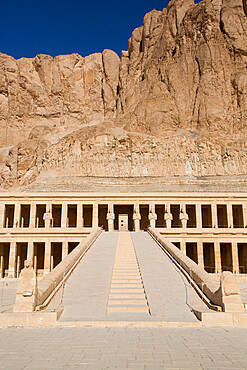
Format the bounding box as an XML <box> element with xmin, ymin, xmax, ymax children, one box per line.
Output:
<box><xmin>0</xmin><ymin>0</ymin><xmax>247</xmax><ymax>188</ymax></box>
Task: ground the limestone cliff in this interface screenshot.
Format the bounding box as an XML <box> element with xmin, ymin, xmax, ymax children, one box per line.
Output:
<box><xmin>0</xmin><ymin>0</ymin><xmax>247</xmax><ymax>187</ymax></box>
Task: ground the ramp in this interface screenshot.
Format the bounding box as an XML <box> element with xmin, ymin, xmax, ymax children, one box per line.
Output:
<box><xmin>107</xmin><ymin>232</ymin><xmax>149</xmax><ymax>314</ymax></box>
<box><xmin>57</xmin><ymin>232</ymin><xmax>207</xmax><ymax>323</ymax></box>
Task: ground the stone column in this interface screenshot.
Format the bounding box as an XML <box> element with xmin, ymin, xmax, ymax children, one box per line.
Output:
<box><xmin>133</xmin><ymin>203</ymin><xmax>141</xmax><ymax>232</ymax></box>
<box><xmin>8</xmin><ymin>241</ymin><xmax>17</xmax><ymax>278</ymax></box>
<box><xmin>27</xmin><ymin>241</ymin><xmax>34</xmax><ymax>262</ymax></box>
<box><xmin>164</xmin><ymin>204</ymin><xmax>173</xmax><ymax>228</ymax></box>
<box><xmin>180</xmin><ymin>241</ymin><xmax>186</xmax><ymax>255</ymax></box>
<box><xmin>92</xmin><ymin>203</ymin><xmax>98</xmax><ymax>228</ymax></box>
<box><xmin>212</xmin><ymin>203</ymin><xmax>218</xmax><ymax>228</ymax></box>
<box><xmin>227</xmin><ymin>203</ymin><xmax>233</xmax><ymax>228</ymax></box>
<box><xmin>214</xmin><ymin>241</ymin><xmax>222</xmax><ymax>273</ymax></box>
<box><xmin>197</xmin><ymin>241</ymin><xmax>204</xmax><ymax>268</ymax></box>
<box><xmin>62</xmin><ymin>241</ymin><xmax>69</xmax><ymax>261</ymax></box>
<box><xmin>232</xmin><ymin>241</ymin><xmax>239</xmax><ymax>274</ymax></box>
<box><xmin>30</xmin><ymin>203</ymin><xmax>36</xmax><ymax>228</ymax></box>
<box><xmin>61</xmin><ymin>203</ymin><xmax>67</xmax><ymax>228</ymax></box>
<box><xmin>44</xmin><ymin>241</ymin><xmax>51</xmax><ymax>275</ymax></box>
<box><xmin>149</xmin><ymin>203</ymin><xmax>157</xmax><ymax>228</ymax></box>
<box><xmin>196</xmin><ymin>204</ymin><xmax>202</xmax><ymax>229</ymax></box>
<box><xmin>107</xmin><ymin>203</ymin><xmax>115</xmax><ymax>232</ymax></box>
<box><xmin>0</xmin><ymin>203</ymin><xmax>5</xmax><ymax>229</ymax></box>
<box><xmin>179</xmin><ymin>204</ymin><xmax>189</xmax><ymax>228</ymax></box>
<box><xmin>0</xmin><ymin>244</ymin><xmax>4</xmax><ymax>278</ymax></box>
<box><xmin>44</xmin><ymin>204</ymin><xmax>52</xmax><ymax>228</ymax></box>
<box><xmin>77</xmin><ymin>203</ymin><xmax>83</xmax><ymax>228</ymax></box>
<box><xmin>13</xmin><ymin>202</ymin><xmax>20</xmax><ymax>228</ymax></box>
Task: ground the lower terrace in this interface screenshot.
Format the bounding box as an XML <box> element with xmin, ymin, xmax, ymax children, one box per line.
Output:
<box><xmin>0</xmin><ymin>175</ymin><xmax>246</xmax><ymax>277</ymax></box>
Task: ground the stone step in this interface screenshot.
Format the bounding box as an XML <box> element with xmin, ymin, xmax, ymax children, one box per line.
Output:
<box><xmin>108</xmin><ymin>299</ymin><xmax>148</xmax><ymax>305</ymax></box>
<box><xmin>108</xmin><ymin>306</ymin><xmax>149</xmax><ymax>313</ymax></box>
<box><xmin>111</xmin><ymin>284</ymin><xmax>144</xmax><ymax>288</ymax></box>
<box><xmin>109</xmin><ymin>293</ymin><xmax>146</xmax><ymax>299</ymax></box>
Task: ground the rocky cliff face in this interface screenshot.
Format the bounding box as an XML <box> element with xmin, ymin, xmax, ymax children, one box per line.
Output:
<box><xmin>0</xmin><ymin>0</ymin><xmax>247</xmax><ymax>187</ymax></box>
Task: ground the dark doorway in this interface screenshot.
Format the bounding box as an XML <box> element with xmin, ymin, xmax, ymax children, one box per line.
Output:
<box><xmin>98</xmin><ymin>205</ymin><xmax>108</xmax><ymax>230</ymax></box>
<box><xmin>68</xmin><ymin>205</ymin><xmax>77</xmax><ymax>228</ymax></box>
<box><xmin>202</xmin><ymin>205</ymin><xmax>212</xmax><ymax>228</ymax></box>
<box><xmin>36</xmin><ymin>205</ymin><xmax>46</xmax><ymax>228</ymax></box>
<box><xmin>0</xmin><ymin>243</ymin><xmax>10</xmax><ymax>277</ymax></box>
<box><xmin>186</xmin><ymin>205</ymin><xmax>196</xmax><ymax>228</ymax></box>
<box><xmin>34</xmin><ymin>243</ymin><xmax>45</xmax><ymax>272</ymax></box>
<box><xmin>16</xmin><ymin>242</ymin><xmax>28</xmax><ymax>276</ymax></box>
<box><xmin>140</xmin><ymin>205</ymin><xmax>149</xmax><ymax>230</ymax></box>
<box><xmin>4</xmin><ymin>205</ymin><xmax>14</xmax><ymax>228</ymax></box>
<box><xmin>171</xmin><ymin>205</ymin><xmax>180</xmax><ymax>227</ymax></box>
<box><xmin>186</xmin><ymin>243</ymin><xmax>198</xmax><ymax>263</ymax></box>
<box><xmin>233</xmin><ymin>205</ymin><xmax>244</xmax><ymax>228</ymax></box>
<box><xmin>172</xmin><ymin>242</ymin><xmax>180</xmax><ymax>249</ymax></box>
<box><xmin>220</xmin><ymin>243</ymin><xmax>233</xmax><ymax>272</ymax></box>
<box><xmin>114</xmin><ymin>205</ymin><xmax>134</xmax><ymax>231</ymax></box>
<box><xmin>20</xmin><ymin>205</ymin><xmax>30</xmax><ymax>227</ymax></box>
<box><xmin>238</xmin><ymin>243</ymin><xmax>247</xmax><ymax>274</ymax></box>
<box><xmin>52</xmin><ymin>205</ymin><xmax>62</xmax><ymax>227</ymax></box>
<box><xmin>68</xmin><ymin>242</ymin><xmax>79</xmax><ymax>254</ymax></box>
<box><xmin>203</xmin><ymin>243</ymin><xmax>215</xmax><ymax>273</ymax></box>
<box><xmin>83</xmin><ymin>205</ymin><xmax>93</xmax><ymax>227</ymax></box>
<box><xmin>51</xmin><ymin>242</ymin><xmax>62</xmax><ymax>269</ymax></box>
<box><xmin>155</xmin><ymin>205</ymin><xmax>165</xmax><ymax>227</ymax></box>
<box><xmin>217</xmin><ymin>205</ymin><xmax>228</xmax><ymax>228</ymax></box>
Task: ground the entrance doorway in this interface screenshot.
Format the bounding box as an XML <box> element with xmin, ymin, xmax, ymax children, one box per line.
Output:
<box><xmin>114</xmin><ymin>205</ymin><xmax>134</xmax><ymax>231</ymax></box>
<box><xmin>119</xmin><ymin>214</ymin><xmax>128</xmax><ymax>231</ymax></box>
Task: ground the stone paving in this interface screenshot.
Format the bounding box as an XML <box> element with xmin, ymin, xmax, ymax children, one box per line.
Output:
<box><xmin>0</xmin><ymin>327</ymin><xmax>247</xmax><ymax>369</ymax></box>
<box><xmin>0</xmin><ymin>279</ymin><xmax>17</xmax><ymax>313</ymax></box>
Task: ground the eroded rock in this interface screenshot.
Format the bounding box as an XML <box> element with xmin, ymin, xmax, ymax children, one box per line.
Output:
<box><xmin>0</xmin><ymin>0</ymin><xmax>247</xmax><ymax>187</ymax></box>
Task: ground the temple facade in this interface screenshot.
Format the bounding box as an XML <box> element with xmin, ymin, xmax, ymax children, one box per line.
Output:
<box><xmin>0</xmin><ymin>187</ymin><xmax>247</xmax><ymax>278</ymax></box>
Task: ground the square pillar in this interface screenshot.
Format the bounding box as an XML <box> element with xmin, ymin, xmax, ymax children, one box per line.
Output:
<box><xmin>197</xmin><ymin>241</ymin><xmax>204</xmax><ymax>268</ymax></box>
<box><xmin>61</xmin><ymin>203</ymin><xmax>67</xmax><ymax>228</ymax></box>
<box><xmin>0</xmin><ymin>244</ymin><xmax>3</xmax><ymax>278</ymax></box>
<box><xmin>212</xmin><ymin>203</ymin><xmax>217</xmax><ymax>228</ymax></box>
<box><xmin>77</xmin><ymin>203</ymin><xmax>84</xmax><ymax>228</ymax></box>
<box><xmin>180</xmin><ymin>241</ymin><xmax>186</xmax><ymax>255</ymax></box>
<box><xmin>214</xmin><ymin>241</ymin><xmax>222</xmax><ymax>273</ymax></box>
<box><xmin>227</xmin><ymin>204</ymin><xmax>233</xmax><ymax>229</ymax></box>
<box><xmin>30</xmin><ymin>203</ymin><xmax>36</xmax><ymax>228</ymax></box>
<box><xmin>8</xmin><ymin>241</ymin><xmax>17</xmax><ymax>278</ymax></box>
<box><xmin>27</xmin><ymin>241</ymin><xmax>34</xmax><ymax>261</ymax></box>
<box><xmin>62</xmin><ymin>242</ymin><xmax>69</xmax><ymax>261</ymax></box>
<box><xmin>45</xmin><ymin>204</ymin><xmax>51</xmax><ymax>228</ymax></box>
<box><xmin>13</xmin><ymin>203</ymin><xmax>20</xmax><ymax>228</ymax></box>
<box><xmin>243</xmin><ymin>203</ymin><xmax>247</xmax><ymax>228</ymax></box>
<box><xmin>196</xmin><ymin>204</ymin><xmax>202</xmax><ymax>229</ymax></box>
<box><xmin>92</xmin><ymin>203</ymin><xmax>98</xmax><ymax>228</ymax></box>
<box><xmin>232</xmin><ymin>242</ymin><xmax>239</xmax><ymax>274</ymax></box>
<box><xmin>0</xmin><ymin>203</ymin><xmax>4</xmax><ymax>229</ymax></box>
<box><xmin>44</xmin><ymin>241</ymin><xmax>51</xmax><ymax>275</ymax></box>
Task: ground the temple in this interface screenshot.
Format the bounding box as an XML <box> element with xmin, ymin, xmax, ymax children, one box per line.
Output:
<box><xmin>1</xmin><ymin>175</ymin><xmax>247</xmax><ymax>280</ymax></box>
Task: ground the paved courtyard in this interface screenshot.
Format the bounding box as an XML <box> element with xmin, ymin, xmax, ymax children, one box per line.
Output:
<box><xmin>0</xmin><ymin>327</ymin><xmax>247</xmax><ymax>369</ymax></box>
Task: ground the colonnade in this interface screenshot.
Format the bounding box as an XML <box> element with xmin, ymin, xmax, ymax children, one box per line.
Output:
<box><xmin>0</xmin><ymin>198</ymin><xmax>246</xmax><ymax>278</ymax></box>
<box><xmin>168</xmin><ymin>240</ymin><xmax>245</xmax><ymax>275</ymax></box>
<box><xmin>1</xmin><ymin>201</ymin><xmax>246</xmax><ymax>231</ymax></box>
<box><xmin>4</xmin><ymin>240</ymin><xmax>79</xmax><ymax>278</ymax></box>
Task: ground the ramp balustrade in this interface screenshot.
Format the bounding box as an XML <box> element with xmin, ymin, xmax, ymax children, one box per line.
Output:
<box><xmin>148</xmin><ymin>228</ymin><xmax>244</xmax><ymax>313</ymax></box>
<box><xmin>14</xmin><ymin>228</ymin><xmax>102</xmax><ymax>312</ymax></box>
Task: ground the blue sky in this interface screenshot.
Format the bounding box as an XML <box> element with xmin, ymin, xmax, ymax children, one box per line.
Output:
<box><xmin>1</xmin><ymin>0</ymin><xmax>202</xmax><ymax>59</ymax></box>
